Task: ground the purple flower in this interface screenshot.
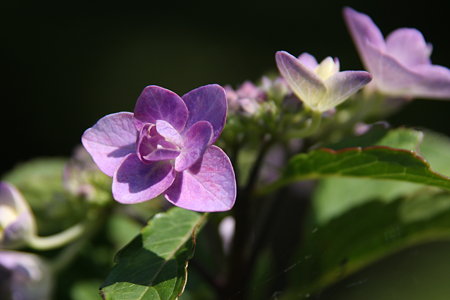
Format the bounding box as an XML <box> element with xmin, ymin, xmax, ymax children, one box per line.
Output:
<box><xmin>82</xmin><ymin>85</ymin><xmax>236</xmax><ymax>212</ymax></box>
<box><xmin>0</xmin><ymin>183</ymin><xmax>35</xmax><ymax>249</ymax></box>
<box><xmin>225</xmin><ymin>81</ymin><xmax>266</xmax><ymax>115</ymax></box>
<box><xmin>276</xmin><ymin>51</ymin><xmax>371</xmax><ymax>112</ymax></box>
<box><xmin>343</xmin><ymin>7</ymin><xmax>450</xmax><ymax>99</ymax></box>
<box><xmin>0</xmin><ymin>251</ymin><xmax>52</xmax><ymax>300</ymax></box>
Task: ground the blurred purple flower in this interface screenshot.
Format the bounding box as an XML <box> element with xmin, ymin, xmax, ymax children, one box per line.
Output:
<box><xmin>276</xmin><ymin>51</ymin><xmax>371</xmax><ymax>112</ymax></box>
<box><xmin>261</xmin><ymin>76</ymin><xmax>290</xmax><ymax>98</ymax></box>
<box><xmin>0</xmin><ymin>183</ymin><xmax>35</xmax><ymax>249</ymax></box>
<box><xmin>63</xmin><ymin>145</ymin><xmax>111</xmax><ymax>204</ymax></box>
<box><xmin>63</xmin><ymin>146</ymin><xmax>99</xmax><ymax>200</ymax></box>
<box><xmin>225</xmin><ymin>81</ymin><xmax>266</xmax><ymax>115</ymax></box>
<box><xmin>82</xmin><ymin>85</ymin><xmax>236</xmax><ymax>212</ymax></box>
<box><xmin>0</xmin><ymin>251</ymin><xmax>52</xmax><ymax>300</ymax></box>
<box><xmin>344</xmin><ymin>7</ymin><xmax>450</xmax><ymax>99</ymax></box>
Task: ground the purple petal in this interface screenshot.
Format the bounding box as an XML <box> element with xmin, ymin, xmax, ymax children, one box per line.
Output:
<box><xmin>275</xmin><ymin>51</ymin><xmax>326</xmax><ymax>106</ymax></box>
<box><xmin>0</xmin><ymin>251</ymin><xmax>52</xmax><ymax>300</ymax></box>
<box><xmin>134</xmin><ymin>86</ymin><xmax>188</xmax><ymax>132</ymax></box>
<box><xmin>412</xmin><ymin>64</ymin><xmax>450</xmax><ymax>98</ymax></box>
<box><xmin>343</xmin><ymin>7</ymin><xmax>386</xmax><ymax>68</ymax></box>
<box><xmin>175</xmin><ymin>121</ymin><xmax>213</xmax><ymax>172</ymax></box>
<box><xmin>112</xmin><ymin>154</ymin><xmax>175</xmax><ymax>204</ymax></box>
<box><xmin>182</xmin><ymin>84</ymin><xmax>227</xmax><ymax>144</ymax></box>
<box><xmin>325</xmin><ymin>71</ymin><xmax>372</xmax><ymax>108</ymax></box>
<box><xmin>156</xmin><ymin>120</ymin><xmax>183</xmax><ymax>147</ymax></box>
<box><xmin>365</xmin><ymin>43</ymin><xmax>450</xmax><ymax>98</ymax></box>
<box><xmin>137</xmin><ymin>124</ymin><xmax>159</xmax><ymax>160</ymax></box>
<box><xmin>297</xmin><ymin>52</ymin><xmax>318</xmax><ymax>69</ymax></box>
<box><xmin>0</xmin><ymin>183</ymin><xmax>35</xmax><ymax>248</ymax></box>
<box><xmin>143</xmin><ymin>149</ymin><xmax>180</xmax><ymax>162</ymax></box>
<box><xmin>386</xmin><ymin>28</ymin><xmax>432</xmax><ymax>66</ymax></box>
<box><xmin>82</xmin><ymin>112</ymin><xmax>137</xmax><ymax>177</ymax></box>
<box><xmin>0</xmin><ymin>182</ymin><xmax>20</xmax><ymax>208</ymax></box>
<box><xmin>165</xmin><ymin>145</ymin><xmax>236</xmax><ymax>212</ymax></box>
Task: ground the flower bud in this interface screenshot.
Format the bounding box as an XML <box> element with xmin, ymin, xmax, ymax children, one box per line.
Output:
<box><xmin>0</xmin><ymin>251</ymin><xmax>52</xmax><ymax>300</ymax></box>
<box><xmin>63</xmin><ymin>145</ymin><xmax>111</xmax><ymax>204</ymax></box>
<box><xmin>0</xmin><ymin>183</ymin><xmax>35</xmax><ymax>248</ymax></box>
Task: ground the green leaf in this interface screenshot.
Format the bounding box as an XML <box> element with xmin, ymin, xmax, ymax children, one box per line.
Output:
<box><xmin>286</xmin><ymin>146</ymin><xmax>450</xmax><ymax>188</ymax></box>
<box><xmin>283</xmin><ymin>191</ymin><xmax>450</xmax><ymax>298</ymax></box>
<box><xmin>314</xmin><ymin>130</ymin><xmax>450</xmax><ymax>224</ymax></box>
<box><xmin>326</xmin><ymin>126</ymin><xmax>423</xmax><ymax>151</ymax></box>
<box><xmin>100</xmin><ymin>208</ymin><xmax>207</xmax><ymax>300</ymax></box>
<box><xmin>282</xmin><ymin>130</ymin><xmax>450</xmax><ymax>297</ymax></box>
<box><xmin>261</xmin><ymin>128</ymin><xmax>450</xmax><ymax>196</ymax></box>
<box><xmin>2</xmin><ymin>158</ymin><xmax>89</xmax><ymax>234</ymax></box>
<box><xmin>419</xmin><ymin>130</ymin><xmax>450</xmax><ymax>177</ymax></box>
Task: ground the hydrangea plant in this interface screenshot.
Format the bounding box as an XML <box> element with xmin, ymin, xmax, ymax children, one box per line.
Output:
<box><xmin>2</xmin><ymin>6</ymin><xmax>450</xmax><ymax>300</ymax></box>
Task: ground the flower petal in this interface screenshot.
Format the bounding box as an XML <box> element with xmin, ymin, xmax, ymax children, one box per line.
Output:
<box><xmin>82</xmin><ymin>112</ymin><xmax>137</xmax><ymax>177</ymax></box>
<box><xmin>343</xmin><ymin>7</ymin><xmax>386</xmax><ymax>69</ymax></box>
<box><xmin>0</xmin><ymin>251</ymin><xmax>52</xmax><ymax>300</ymax></box>
<box><xmin>182</xmin><ymin>84</ymin><xmax>227</xmax><ymax>144</ymax></box>
<box><xmin>134</xmin><ymin>85</ymin><xmax>188</xmax><ymax>132</ymax></box>
<box><xmin>112</xmin><ymin>154</ymin><xmax>175</xmax><ymax>204</ymax></box>
<box><xmin>365</xmin><ymin>43</ymin><xmax>450</xmax><ymax>98</ymax></box>
<box><xmin>275</xmin><ymin>51</ymin><xmax>326</xmax><ymax>109</ymax></box>
<box><xmin>297</xmin><ymin>52</ymin><xmax>318</xmax><ymax>69</ymax></box>
<box><xmin>0</xmin><ymin>183</ymin><xmax>35</xmax><ymax>248</ymax></box>
<box><xmin>411</xmin><ymin>64</ymin><xmax>450</xmax><ymax>98</ymax></box>
<box><xmin>155</xmin><ymin>120</ymin><xmax>183</xmax><ymax>147</ymax></box>
<box><xmin>315</xmin><ymin>57</ymin><xmax>339</xmax><ymax>80</ymax></box>
<box><xmin>143</xmin><ymin>149</ymin><xmax>180</xmax><ymax>162</ymax></box>
<box><xmin>323</xmin><ymin>71</ymin><xmax>372</xmax><ymax>111</ymax></box>
<box><xmin>175</xmin><ymin>121</ymin><xmax>213</xmax><ymax>172</ymax></box>
<box><xmin>165</xmin><ymin>145</ymin><xmax>236</xmax><ymax>212</ymax></box>
<box><xmin>386</xmin><ymin>28</ymin><xmax>432</xmax><ymax>67</ymax></box>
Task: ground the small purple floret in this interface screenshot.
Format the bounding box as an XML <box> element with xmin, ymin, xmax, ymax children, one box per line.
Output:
<box><xmin>0</xmin><ymin>182</ymin><xmax>35</xmax><ymax>249</ymax></box>
<box><xmin>82</xmin><ymin>85</ymin><xmax>236</xmax><ymax>212</ymax></box>
<box><xmin>0</xmin><ymin>251</ymin><xmax>52</xmax><ymax>300</ymax></box>
<box><xmin>344</xmin><ymin>7</ymin><xmax>450</xmax><ymax>99</ymax></box>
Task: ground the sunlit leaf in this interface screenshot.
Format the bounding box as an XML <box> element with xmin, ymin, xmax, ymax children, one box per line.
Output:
<box><xmin>314</xmin><ymin>130</ymin><xmax>450</xmax><ymax>223</ymax></box>
<box><xmin>100</xmin><ymin>207</ymin><xmax>207</xmax><ymax>300</ymax></box>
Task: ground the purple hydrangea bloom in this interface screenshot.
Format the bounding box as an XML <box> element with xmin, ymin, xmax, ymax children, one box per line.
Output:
<box><xmin>0</xmin><ymin>182</ymin><xmax>35</xmax><ymax>249</ymax></box>
<box><xmin>344</xmin><ymin>7</ymin><xmax>450</xmax><ymax>99</ymax></box>
<box><xmin>82</xmin><ymin>84</ymin><xmax>236</xmax><ymax>212</ymax></box>
<box><xmin>276</xmin><ymin>51</ymin><xmax>371</xmax><ymax>112</ymax></box>
<box><xmin>0</xmin><ymin>251</ymin><xmax>52</xmax><ymax>300</ymax></box>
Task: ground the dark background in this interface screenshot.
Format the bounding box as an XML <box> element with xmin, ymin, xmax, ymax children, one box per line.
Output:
<box><xmin>2</xmin><ymin>0</ymin><xmax>450</xmax><ymax>174</ymax></box>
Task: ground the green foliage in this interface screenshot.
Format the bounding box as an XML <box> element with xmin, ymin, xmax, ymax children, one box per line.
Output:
<box><xmin>281</xmin><ymin>130</ymin><xmax>450</xmax><ymax>297</ymax></box>
<box><xmin>262</xmin><ymin>128</ymin><xmax>450</xmax><ymax>198</ymax></box>
<box><xmin>100</xmin><ymin>208</ymin><xmax>207</xmax><ymax>300</ymax></box>
<box><xmin>314</xmin><ymin>129</ymin><xmax>450</xmax><ymax>223</ymax></box>
<box><xmin>2</xmin><ymin>158</ymin><xmax>88</xmax><ymax>234</ymax></box>
<box><xmin>283</xmin><ymin>190</ymin><xmax>450</xmax><ymax>298</ymax></box>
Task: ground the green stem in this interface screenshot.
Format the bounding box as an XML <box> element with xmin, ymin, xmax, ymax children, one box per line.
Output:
<box><xmin>50</xmin><ymin>236</ymin><xmax>87</xmax><ymax>273</ymax></box>
<box><xmin>28</xmin><ymin>222</ymin><xmax>86</xmax><ymax>250</ymax></box>
<box><xmin>224</xmin><ymin>137</ymin><xmax>272</xmax><ymax>298</ymax></box>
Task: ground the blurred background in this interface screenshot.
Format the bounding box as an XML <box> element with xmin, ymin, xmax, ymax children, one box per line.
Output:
<box><xmin>2</xmin><ymin>0</ymin><xmax>450</xmax><ymax>298</ymax></box>
<box><xmin>3</xmin><ymin>0</ymin><xmax>450</xmax><ymax>173</ymax></box>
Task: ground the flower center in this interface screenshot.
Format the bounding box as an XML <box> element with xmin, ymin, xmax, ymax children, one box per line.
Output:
<box><xmin>314</xmin><ymin>57</ymin><xmax>339</xmax><ymax>80</ymax></box>
<box><xmin>136</xmin><ymin>123</ymin><xmax>181</xmax><ymax>163</ymax></box>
